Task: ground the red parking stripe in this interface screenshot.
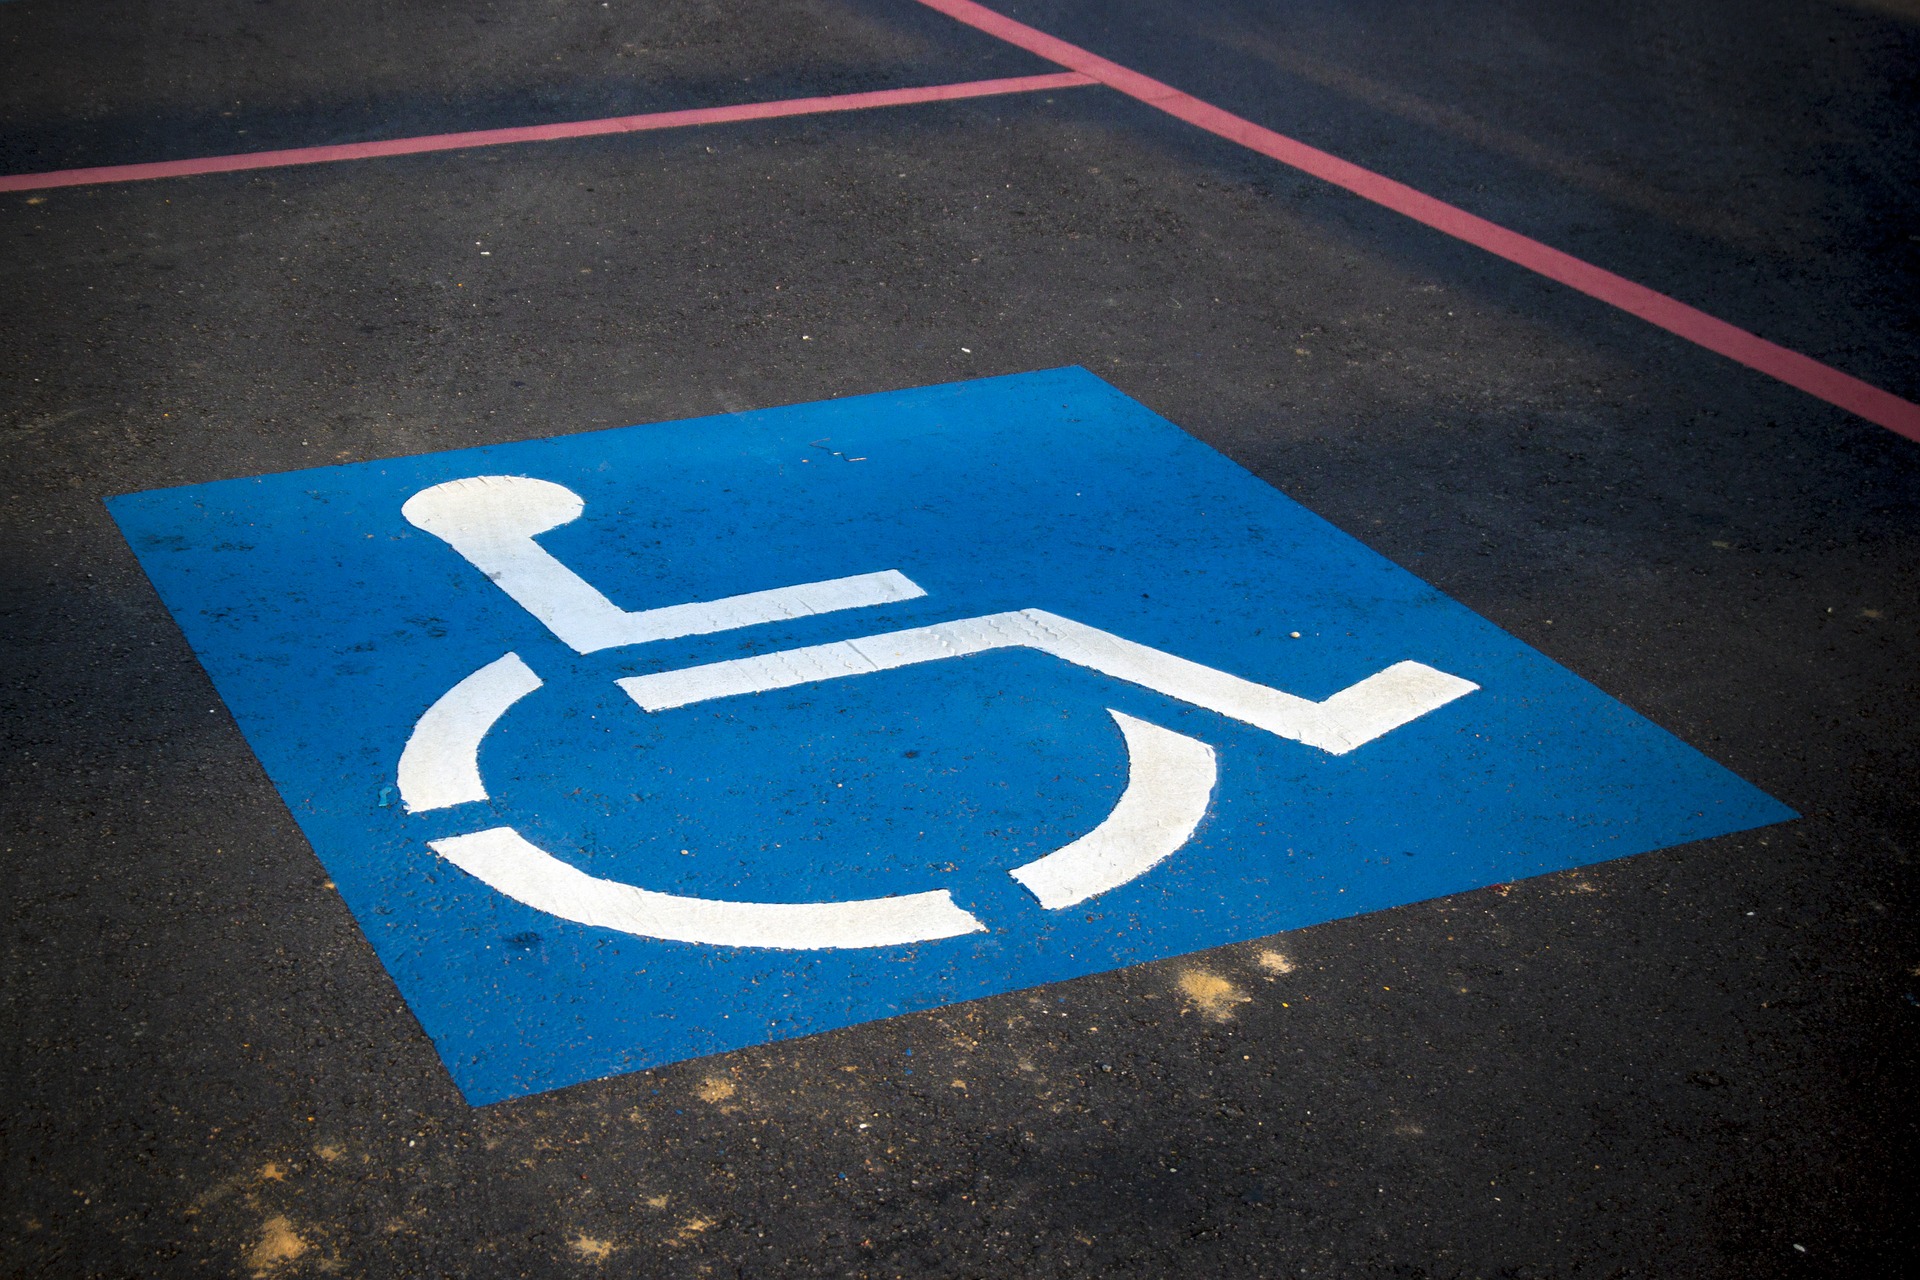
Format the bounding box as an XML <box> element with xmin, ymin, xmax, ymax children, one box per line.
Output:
<box><xmin>913</xmin><ymin>0</ymin><xmax>1920</xmax><ymax>443</ymax></box>
<box><xmin>0</xmin><ymin>72</ymin><xmax>1095</xmax><ymax>194</ymax></box>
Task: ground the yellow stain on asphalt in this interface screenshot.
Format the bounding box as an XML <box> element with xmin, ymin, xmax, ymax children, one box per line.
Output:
<box><xmin>1255</xmin><ymin>949</ymin><xmax>1296</xmax><ymax>974</ymax></box>
<box><xmin>1179</xmin><ymin>968</ymin><xmax>1252</xmax><ymax>1021</ymax></box>
<box><xmin>570</xmin><ymin>1235</ymin><xmax>616</xmax><ymax>1263</ymax></box>
<box><xmin>246</xmin><ymin>1215</ymin><xmax>308</xmax><ymax>1276</ymax></box>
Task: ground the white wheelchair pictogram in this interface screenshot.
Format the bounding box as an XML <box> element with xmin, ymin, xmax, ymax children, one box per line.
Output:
<box><xmin>395</xmin><ymin>475</ymin><xmax>1479</xmax><ymax>950</ymax></box>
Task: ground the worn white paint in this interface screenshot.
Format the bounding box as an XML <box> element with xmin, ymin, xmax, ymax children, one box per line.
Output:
<box><xmin>397</xmin><ymin>652</ymin><xmax>542</xmax><ymax>813</ymax></box>
<box><xmin>1008</xmin><ymin>710</ymin><xmax>1216</xmax><ymax>908</ymax></box>
<box><xmin>619</xmin><ymin>608</ymin><xmax>1476</xmax><ymax>755</ymax></box>
<box><xmin>431</xmin><ymin>826</ymin><xmax>988</xmax><ymax>949</ymax></box>
<box><xmin>401</xmin><ymin>475</ymin><xmax>924</xmax><ymax>653</ymax></box>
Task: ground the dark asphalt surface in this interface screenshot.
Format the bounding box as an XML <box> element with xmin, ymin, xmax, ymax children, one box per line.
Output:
<box><xmin>4</xmin><ymin>1</ymin><xmax>1917</xmax><ymax>1276</ymax></box>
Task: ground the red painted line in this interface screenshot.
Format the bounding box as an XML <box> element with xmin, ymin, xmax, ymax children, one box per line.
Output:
<box><xmin>913</xmin><ymin>0</ymin><xmax>1920</xmax><ymax>443</ymax></box>
<box><xmin>0</xmin><ymin>72</ymin><xmax>1095</xmax><ymax>195</ymax></box>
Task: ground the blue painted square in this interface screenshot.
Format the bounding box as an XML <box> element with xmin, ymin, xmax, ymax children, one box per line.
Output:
<box><xmin>107</xmin><ymin>368</ymin><xmax>1791</xmax><ymax>1103</ymax></box>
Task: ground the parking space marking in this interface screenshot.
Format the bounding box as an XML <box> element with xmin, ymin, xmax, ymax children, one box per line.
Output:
<box><xmin>10</xmin><ymin>3</ymin><xmax>1907</xmax><ymax>440</ymax></box>
<box><xmin>430</xmin><ymin>826</ymin><xmax>989</xmax><ymax>950</ymax></box>
<box><xmin>1006</xmin><ymin>709</ymin><xmax>1215</xmax><ymax>910</ymax></box>
<box><xmin>403</xmin><ymin>475</ymin><xmax>926</xmax><ymax>653</ymax></box>
<box><xmin>912</xmin><ymin>0</ymin><xmax>1920</xmax><ymax>443</ymax></box>
<box><xmin>617</xmin><ymin>609</ymin><xmax>1477</xmax><ymax>755</ymax></box>
<box><xmin>107</xmin><ymin>369</ymin><xmax>1792</xmax><ymax>1102</ymax></box>
<box><xmin>0</xmin><ymin>70</ymin><xmax>1094</xmax><ymax>193</ymax></box>
<box><xmin>397</xmin><ymin>652</ymin><xmax>544</xmax><ymax>814</ymax></box>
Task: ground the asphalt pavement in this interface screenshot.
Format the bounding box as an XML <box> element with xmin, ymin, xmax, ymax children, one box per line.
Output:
<box><xmin>3</xmin><ymin>1</ymin><xmax>1917</xmax><ymax>1276</ymax></box>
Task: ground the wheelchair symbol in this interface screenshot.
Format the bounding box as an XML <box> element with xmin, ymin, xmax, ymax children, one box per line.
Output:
<box><xmin>395</xmin><ymin>475</ymin><xmax>1478</xmax><ymax>950</ymax></box>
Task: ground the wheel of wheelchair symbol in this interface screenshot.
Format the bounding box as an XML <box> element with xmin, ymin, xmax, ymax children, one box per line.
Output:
<box><xmin>394</xmin><ymin>475</ymin><xmax>1478</xmax><ymax>951</ymax></box>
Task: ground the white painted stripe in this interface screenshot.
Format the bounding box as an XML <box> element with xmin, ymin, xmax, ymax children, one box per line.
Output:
<box><xmin>397</xmin><ymin>652</ymin><xmax>542</xmax><ymax>813</ymax></box>
<box><xmin>619</xmin><ymin>608</ymin><xmax>1477</xmax><ymax>755</ymax></box>
<box><xmin>431</xmin><ymin>826</ymin><xmax>988</xmax><ymax>949</ymax></box>
<box><xmin>594</xmin><ymin>570</ymin><xmax>925</xmax><ymax>649</ymax></box>
<box><xmin>1019</xmin><ymin>611</ymin><xmax>1479</xmax><ymax>754</ymax></box>
<box><xmin>1312</xmin><ymin>657</ymin><xmax>1483</xmax><ymax>751</ymax></box>
<box><xmin>1009</xmin><ymin>710</ymin><xmax>1216</xmax><ymax>909</ymax></box>
<box><xmin>402</xmin><ymin>475</ymin><xmax>925</xmax><ymax>652</ymax></box>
